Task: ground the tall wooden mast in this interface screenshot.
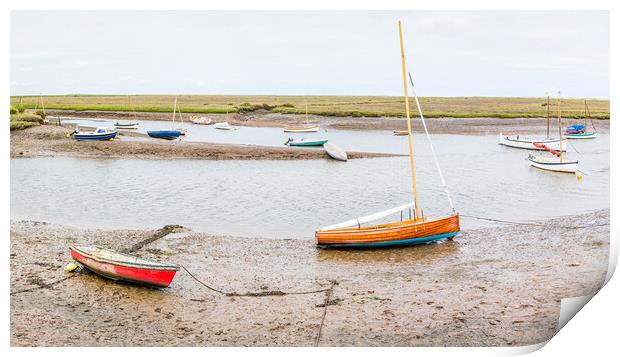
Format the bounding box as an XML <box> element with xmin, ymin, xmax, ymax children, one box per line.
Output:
<box><xmin>398</xmin><ymin>21</ymin><xmax>422</xmax><ymax>219</ymax></box>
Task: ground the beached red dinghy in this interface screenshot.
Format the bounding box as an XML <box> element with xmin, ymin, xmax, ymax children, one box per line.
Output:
<box><xmin>69</xmin><ymin>245</ymin><xmax>180</xmax><ymax>288</ymax></box>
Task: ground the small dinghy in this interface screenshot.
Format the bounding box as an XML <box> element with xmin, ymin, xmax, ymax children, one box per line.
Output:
<box><xmin>285</xmin><ymin>137</ymin><xmax>328</xmax><ymax>147</ymax></box>
<box><xmin>73</xmin><ymin>127</ymin><xmax>117</xmax><ymax>141</ymax></box>
<box><xmin>565</xmin><ymin>100</ymin><xmax>597</xmax><ymax>139</ymax></box>
<box><xmin>214</xmin><ymin>122</ymin><xmax>233</xmax><ymax>130</ymax></box>
<box><xmin>147</xmin><ymin>130</ymin><xmax>181</xmax><ymax>140</ymax></box>
<box><xmin>190</xmin><ymin>116</ymin><xmax>212</xmax><ymax>125</ymax></box>
<box><xmin>283</xmin><ymin>125</ymin><xmax>320</xmax><ymax>133</ymax></box>
<box><xmin>69</xmin><ymin>245</ymin><xmax>179</xmax><ymax>288</ymax></box>
<box><xmin>393</xmin><ymin>130</ymin><xmax>409</xmax><ymax>136</ymax></box>
<box><xmin>324</xmin><ymin>142</ymin><xmax>347</xmax><ymax>161</ymax></box>
<box><xmin>114</xmin><ymin>96</ymin><xmax>139</xmax><ymax>129</ymax></box>
<box><xmin>283</xmin><ymin>102</ymin><xmax>320</xmax><ymax>132</ymax></box>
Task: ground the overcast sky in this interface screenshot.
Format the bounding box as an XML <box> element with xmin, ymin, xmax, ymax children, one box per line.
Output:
<box><xmin>10</xmin><ymin>11</ymin><xmax>609</xmax><ymax>98</ymax></box>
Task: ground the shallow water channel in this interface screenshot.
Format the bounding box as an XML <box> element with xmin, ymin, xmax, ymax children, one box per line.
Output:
<box><xmin>11</xmin><ymin>123</ymin><xmax>609</xmax><ymax>239</ymax></box>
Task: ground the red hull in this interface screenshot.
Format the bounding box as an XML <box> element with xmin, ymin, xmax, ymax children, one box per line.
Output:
<box><xmin>70</xmin><ymin>246</ymin><xmax>178</xmax><ymax>288</ymax></box>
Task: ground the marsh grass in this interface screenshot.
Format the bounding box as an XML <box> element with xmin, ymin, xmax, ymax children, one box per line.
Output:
<box><xmin>10</xmin><ymin>95</ymin><xmax>610</xmax><ymax>119</ymax></box>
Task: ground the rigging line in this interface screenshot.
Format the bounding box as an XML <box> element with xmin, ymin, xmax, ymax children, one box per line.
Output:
<box><xmin>408</xmin><ymin>72</ymin><xmax>456</xmax><ymax>212</ymax></box>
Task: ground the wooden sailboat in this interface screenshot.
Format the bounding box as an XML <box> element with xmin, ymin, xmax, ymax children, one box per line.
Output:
<box><xmin>115</xmin><ymin>96</ymin><xmax>139</xmax><ymax>129</ymax></box>
<box><xmin>316</xmin><ymin>21</ymin><xmax>460</xmax><ymax>248</ymax></box>
<box><xmin>499</xmin><ymin>94</ymin><xmax>566</xmax><ymax>151</ymax></box>
<box><xmin>147</xmin><ymin>97</ymin><xmax>182</xmax><ymax>140</ymax></box>
<box><xmin>528</xmin><ymin>93</ymin><xmax>579</xmax><ymax>173</ymax></box>
<box><xmin>283</xmin><ymin>103</ymin><xmax>320</xmax><ymax>132</ymax></box>
<box><xmin>565</xmin><ymin>100</ymin><xmax>597</xmax><ymax>139</ymax></box>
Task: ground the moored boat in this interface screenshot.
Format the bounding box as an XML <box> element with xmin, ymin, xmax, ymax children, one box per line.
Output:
<box><xmin>147</xmin><ymin>130</ymin><xmax>182</xmax><ymax>140</ymax></box>
<box><xmin>528</xmin><ymin>92</ymin><xmax>579</xmax><ymax>174</ymax></box>
<box><xmin>69</xmin><ymin>245</ymin><xmax>179</xmax><ymax>287</ymax></box>
<box><xmin>498</xmin><ymin>134</ymin><xmax>566</xmax><ymax>151</ymax></box>
<box><xmin>285</xmin><ymin>137</ymin><xmax>328</xmax><ymax>146</ymax></box>
<box><xmin>214</xmin><ymin>122</ymin><xmax>233</xmax><ymax>130</ymax></box>
<box><xmin>393</xmin><ymin>130</ymin><xmax>409</xmax><ymax>136</ymax></box>
<box><xmin>115</xmin><ymin>96</ymin><xmax>139</xmax><ymax>129</ymax></box>
<box><xmin>324</xmin><ymin>142</ymin><xmax>348</xmax><ymax>161</ymax></box>
<box><xmin>528</xmin><ymin>153</ymin><xmax>578</xmax><ymax>173</ymax></box>
<box><xmin>283</xmin><ymin>103</ymin><xmax>320</xmax><ymax>132</ymax></box>
<box><xmin>73</xmin><ymin>127</ymin><xmax>118</xmax><ymax>141</ymax></box>
<box><xmin>564</xmin><ymin>100</ymin><xmax>597</xmax><ymax>139</ymax></box>
<box><xmin>317</xmin><ymin>21</ymin><xmax>460</xmax><ymax>248</ymax></box>
<box><xmin>191</xmin><ymin>116</ymin><xmax>212</xmax><ymax>125</ymax></box>
<box><xmin>565</xmin><ymin>132</ymin><xmax>597</xmax><ymax>139</ymax></box>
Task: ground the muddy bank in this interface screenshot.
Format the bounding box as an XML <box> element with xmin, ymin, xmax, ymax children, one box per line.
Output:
<box><xmin>45</xmin><ymin>109</ymin><xmax>610</xmax><ymax>135</ymax></box>
<box><xmin>10</xmin><ymin>125</ymin><xmax>393</xmax><ymax>160</ymax></box>
<box><xmin>10</xmin><ymin>210</ymin><xmax>609</xmax><ymax>346</ymax></box>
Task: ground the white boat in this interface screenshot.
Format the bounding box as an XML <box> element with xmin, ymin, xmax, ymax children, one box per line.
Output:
<box><xmin>190</xmin><ymin>116</ymin><xmax>212</xmax><ymax>125</ymax></box>
<box><xmin>498</xmin><ymin>134</ymin><xmax>566</xmax><ymax>151</ymax></box>
<box><xmin>115</xmin><ymin>96</ymin><xmax>139</xmax><ymax>129</ymax></box>
<box><xmin>565</xmin><ymin>132</ymin><xmax>597</xmax><ymax>139</ymax></box>
<box><xmin>324</xmin><ymin>142</ymin><xmax>348</xmax><ymax>161</ymax></box>
<box><xmin>528</xmin><ymin>93</ymin><xmax>578</xmax><ymax>174</ymax></box>
<box><xmin>171</xmin><ymin>97</ymin><xmax>187</xmax><ymax>135</ymax></box>
<box><xmin>214</xmin><ymin>122</ymin><xmax>233</xmax><ymax>130</ymax></box>
<box><xmin>528</xmin><ymin>153</ymin><xmax>578</xmax><ymax>173</ymax></box>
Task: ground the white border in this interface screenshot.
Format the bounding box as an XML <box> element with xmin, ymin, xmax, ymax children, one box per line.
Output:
<box><xmin>3</xmin><ymin>1</ymin><xmax>617</xmax><ymax>356</ymax></box>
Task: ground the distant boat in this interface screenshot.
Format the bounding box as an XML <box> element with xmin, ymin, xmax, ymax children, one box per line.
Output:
<box><xmin>214</xmin><ymin>122</ymin><xmax>233</xmax><ymax>130</ymax></box>
<box><xmin>285</xmin><ymin>137</ymin><xmax>328</xmax><ymax>147</ymax></box>
<box><xmin>393</xmin><ymin>130</ymin><xmax>408</xmax><ymax>136</ymax></box>
<box><xmin>191</xmin><ymin>116</ymin><xmax>212</xmax><ymax>125</ymax></box>
<box><xmin>69</xmin><ymin>245</ymin><xmax>179</xmax><ymax>288</ymax></box>
<box><xmin>171</xmin><ymin>96</ymin><xmax>187</xmax><ymax>135</ymax></box>
<box><xmin>316</xmin><ymin>21</ymin><xmax>460</xmax><ymax>248</ymax></box>
<box><xmin>324</xmin><ymin>142</ymin><xmax>347</xmax><ymax>161</ymax></box>
<box><xmin>283</xmin><ymin>102</ymin><xmax>320</xmax><ymax>132</ymax></box>
<box><xmin>115</xmin><ymin>96</ymin><xmax>139</xmax><ymax>129</ymax></box>
<box><xmin>528</xmin><ymin>93</ymin><xmax>579</xmax><ymax>174</ymax></box>
<box><xmin>147</xmin><ymin>130</ymin><xmax>182</xmax><ymax>140</ymax></box>
<box><xmin>73</xmin><ymin>127</ymin><xmax>117</xmax><ymax>141</ymax></box>
<box><xmin>499</xmin><ymin>94</ymin><xmax>565</xmax><ymax>150</ymax></box>
<box><xmin>147</xmin><ymin>97</ymin><xmax>182</xmax><ymax>139</ymax></box>
<box><xmin>565</xmin><ymin>100</ymin><xmax>597</xmax><ymax>139</ymax></box>
<box><xmin>498</xmin><ymin>134</ymin><xmax>566</xmax><ymax>151</ymax></box>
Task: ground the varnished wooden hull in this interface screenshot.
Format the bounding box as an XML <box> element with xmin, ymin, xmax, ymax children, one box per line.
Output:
<box><xmin>316</xmin><ymin>214</ymin><xmax>460</xmax><ymax>248</ymax></box>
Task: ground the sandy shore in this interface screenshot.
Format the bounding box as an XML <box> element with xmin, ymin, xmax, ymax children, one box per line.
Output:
<box><xmin>10</xmin><ymin>125</ymin><xmax>394</xmax><ymax>160</ymax></box>
<box><xmin>46</xmin><ymin>109</ymin><xmax>610</xmax><ymax>135</ymax></box>
<box><xmin>10</xmin><ymin>210</ymin><xmax>609</xmax><ymax>346</ymax></box>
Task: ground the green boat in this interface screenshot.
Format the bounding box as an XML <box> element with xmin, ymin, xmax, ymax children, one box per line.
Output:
<box><xmin>285</xmin><ymin>138</ymin><xmax>328</xmax><ymax>147</ymax></box>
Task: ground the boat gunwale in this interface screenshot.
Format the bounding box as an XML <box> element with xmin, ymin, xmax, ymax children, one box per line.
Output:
<box><xmin>70</xmin><ymin>245</ymin><xmax>180</xmax><ymax>271</ymax></box>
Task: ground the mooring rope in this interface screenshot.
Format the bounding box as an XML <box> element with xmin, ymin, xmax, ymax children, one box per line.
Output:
<box><xmin>460</xmin><ymin>214</ymin><xmax>609</xmax><ymax>229</ymax></box>
<box><xmin>181</xmin><ymin>265</ymin><xmax>333</xmax><ymax>297</ymax></box>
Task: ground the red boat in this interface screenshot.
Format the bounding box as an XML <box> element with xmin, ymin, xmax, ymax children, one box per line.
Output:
<box><xmin>69</xmin><ymin>245</ymin><xmax>179</xmax><ymax>288</ymax></box>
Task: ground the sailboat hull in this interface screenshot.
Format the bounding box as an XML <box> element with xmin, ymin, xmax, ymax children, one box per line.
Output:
<box><xmin>565</xmin><ymin>132</ymin><xmax>597</xmax><ymax>139</ymax></box>
<box><xmin>316</xmin><ymin>214</ymin><xmax>459</xmax><ymax>248</ymax></box>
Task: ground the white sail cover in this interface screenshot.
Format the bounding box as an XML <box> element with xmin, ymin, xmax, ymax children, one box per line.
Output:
<box><xmin>319</xmin><ymin>202</ymin><xmax>415</xmax><ymax>231</ymax></box>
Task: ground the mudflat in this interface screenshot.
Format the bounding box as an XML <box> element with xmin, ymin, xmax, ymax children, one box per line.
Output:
<box><xmin>10</xmin><ymin>210</ymin><xmax>609</xmax><ymax>346</ymax></box>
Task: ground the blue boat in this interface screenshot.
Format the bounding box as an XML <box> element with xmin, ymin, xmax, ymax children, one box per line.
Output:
<box><xmin>147</xmin><ymin>130</ymin><xmax>182</xmax><ymax>140</ymax></box>
<box><xmin>73</xmin><ymin>127</ymin><xmax>117</xmax><ymax>141</ymax></box>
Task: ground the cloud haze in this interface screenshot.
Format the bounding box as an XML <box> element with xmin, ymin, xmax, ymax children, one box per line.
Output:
<box><xmin>11</xmin><ymin>11</ymin><xmax>609</xmax><ymax>98</ymax></box>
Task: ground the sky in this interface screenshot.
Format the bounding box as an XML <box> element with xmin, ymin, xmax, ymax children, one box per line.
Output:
<box><xmin>10</xmin><ymin>11</ymin><xmax>609</xmax><ymax>98</ymax></box>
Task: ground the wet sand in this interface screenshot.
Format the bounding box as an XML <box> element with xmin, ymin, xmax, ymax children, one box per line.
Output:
<box><xmin>46</xmin><ymin>109</ymin><xmax>611</xmax><ymax>135</ymax></box>
<box><xmin>10</xmin><ymin>209</ymin><xmax>609</xmax><ymax>346</ymax></box>
<box><xmin>10</xmin><ymin>125</ymin><xmax>393</xmax><ymax>160</ymax></box>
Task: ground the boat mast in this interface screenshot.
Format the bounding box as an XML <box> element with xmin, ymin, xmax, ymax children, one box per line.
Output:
<box><xmin>557</xmin><ymin>92</ymin><xmax>563</xmax><ymax>163</ymax></box>
<box><xmin>398</xmin><ymin>21</ymin><xmax>421</xmax><ymax>219</ymax></box>
<box><xmin>128</xmin><ymin>95</ymin><xmax>137</xmax><ymax>124</ymax></box>
<box><xmin>172</xmin><ymin>96</ymin><xmax>177</xmax><ymax>130</ymax></box>
<box><xmin>546</xmin><ymin>95</ymin><xmax>550</xmax><ymax>138</ymax></box>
